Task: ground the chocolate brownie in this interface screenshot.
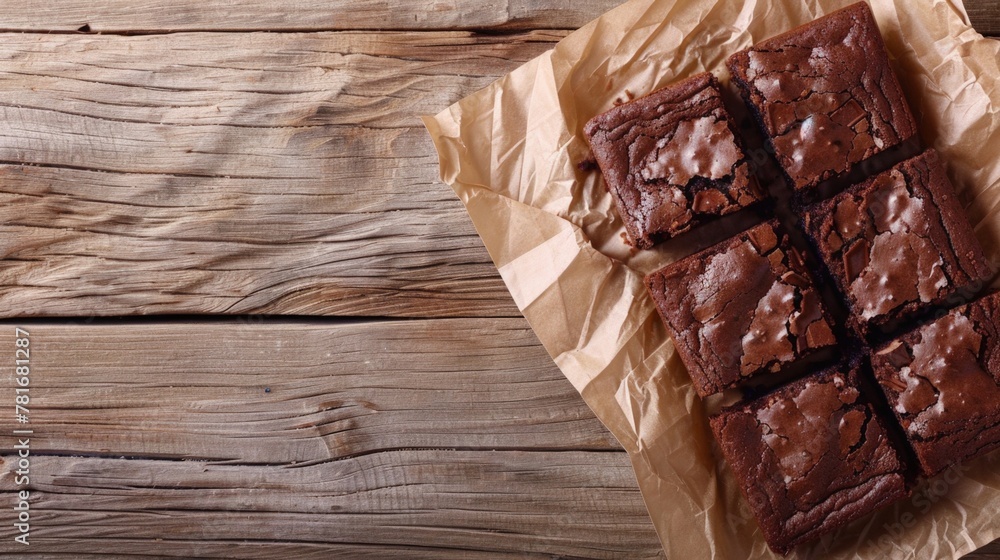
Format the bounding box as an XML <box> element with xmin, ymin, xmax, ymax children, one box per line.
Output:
<box><xmin>872</xmin><ymin>291</ymin><xmax>1000</xmax><ymax>477</ymax></box>
<box><xmin>710</xmin><ymin>363</ymin><xmax>910</xmax><ymax>555</ymax></box>
<box><xmin>646</xmin><ymin>220</ymin><xmax>836</xmax><ymax>397</ymax></box>
<box><xmin>584</xmin><ymin>72</ymin><xmax>763</xmax><ymax>249</ymax></box>
<box><xmin>727</xmin><ymin>2</ymin><xmax>917</xmax><ymax>196</ymax></box>
<box><xmin>802</xmin><ymin>149</ymin><xmax>992</xmax><ymax>338</ymax></box>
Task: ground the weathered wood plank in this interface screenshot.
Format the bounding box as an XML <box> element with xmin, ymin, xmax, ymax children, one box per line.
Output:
<box><xmin>0</xmin><ymin>0</ymin><xmax>995</xmax><ymax>35</ymax></box>
<box><xmin>0</xmin><ymin>452</ymin><xmax>664</xmax><ymax>559</ymax></box>
<box><xmin>0</xmin><ymin>164</ymin><xmax>512</xmax><ymax>317</ymax></box>
<box><xmin>0</xmin><ymin>319</ymin><xmax>617</xmax><ymax>463</ymax></box>
<box><xmin>0</xmin><ymin>0</ymin><xmax>623</xmax><ymax>33</ymax></box>
<box><xmin>966</xmin><ymin>0</ymin><xmax>1000</xmax><ymax>36</ymax></box>
<box><xmin>0</xmin><ymin>31</ymin><xmax>574</xmax><ymax>318</ymax></box>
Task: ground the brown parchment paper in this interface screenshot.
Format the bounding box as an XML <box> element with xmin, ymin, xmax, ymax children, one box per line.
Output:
<box><xmin>422</xmin><ymin>0</ymin><xmax>1000</xmax><ymax>557</ymax></box>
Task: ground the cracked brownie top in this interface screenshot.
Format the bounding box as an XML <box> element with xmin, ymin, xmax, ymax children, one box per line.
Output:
<box><xmin>710</xmin><ymin>363</ymin><xmax>910</xmax><ymax>555</ymax></box>
<box><xmin>802</xmin><ymin>149</ymin><xmax>993</xmax><ymax>338</ymax></box>
<box><xmin>584</xmin><ymin>72</ymin><xmax>763</xmax><ymax>249</ymax></box>
<box><xmin>645</xmin><ymin>219</ymin><xmax>836</xmax><ymax>397</ymax></box>
<box><xmin>873</xmin><ymin>290</ymin><xmax>1000</xmax><ymax>477</ymax></box>
<box><xmin>727</xmin><ymin>2</ymin><xmax>917</xmax><ymax>195</ymax></box>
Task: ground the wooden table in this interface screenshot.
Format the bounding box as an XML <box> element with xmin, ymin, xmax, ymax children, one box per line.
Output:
<box><xmin>0</xmin><ymin>2</ymin><xmax>997</xmax><ymax>558</ymax></box>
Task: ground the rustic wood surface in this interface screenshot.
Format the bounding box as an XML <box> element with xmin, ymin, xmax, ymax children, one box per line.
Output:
<box><xmin>0</xmin><ymin>320</ymin><xmax>660</xmax><ymax>559</ymax></box>
<box><xmin>968</xmin><ymin>1</ymin><xmax>1000</xmax><ymax>35</ymax></box>
<box><xmin>0</xmin><ymin>0</ymin><xmax>623</xmax><ymax>33</ymax></box>
<box><xmin>5</xmin><ymin>320</ymin><xmax>619</xmax><ymax>463</ymax></box>
<box><xmin>0</xmin><ymin>31</ymin><xmax>566</xmax><ymax>318</ymax></box>
<box><xmin>0</xmin><ymin>1</ymin><xmax>997</xmax><ymax>558</ymax></box>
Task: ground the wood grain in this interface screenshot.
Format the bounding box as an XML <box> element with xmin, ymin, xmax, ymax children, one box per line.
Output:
<box><xmin>0</xmin><ymin>0</ymin><xmax>994</xmax><ymax>34</ymax></box>
<box><xmin>0</xmin><ymin>0</ymin><xmax>624</xmax><ymax>33</ymax></box>
<box><xmin>0</xmin><ymin>319</ymin><xmax>617</xmax><ymax>463</ymax></box>
<box><xmin>966</xmin><ymin>0</ymin><xmax>1000</xmax><ymax>36</ymax></box>
<box><xmin>0</xmin><ymin>451</ymin><xmax>663</xmax><ymax>559</ymax></box>
<box><xmin>0</xmin><ymin>320</ymin><xmax>658</xmax><ymax>558</ymax></box>
<box><xmin>0</xmin><ymin>31</ymin><xmax>574</xmax><ymax>318</ymax></box>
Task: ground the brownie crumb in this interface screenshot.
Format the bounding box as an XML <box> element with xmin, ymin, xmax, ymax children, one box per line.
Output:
<box><xmin>576</xmin><ymin>156</ymin><xmax>598</xmax><ymax>172</ymax></box>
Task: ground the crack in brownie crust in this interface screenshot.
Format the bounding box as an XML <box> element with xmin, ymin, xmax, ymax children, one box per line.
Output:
<box><xmin>710</xmin><ymin>364</ymin><xmax>910</xmax><ymax>555</ymax></box>
<box><xmin>802</xmin><ymin>149</ymin><xmax>992</xmax><ymax>338</ymax></box>
<box><xmin>873</xmin><ymin>291</ymin><xmax>1000</xmax><ymax>477</ymax></box>
<box><xmin>584</xmin><ymin>72</ymin><xmax>763</xmax><ymax>249</ymax></box>
<box><xmin>646</xmin><ymin>220</ymin><xmax>836</xmax><ymax>397</ymax></box>
<box><xmin>727</xmin><ymin>2</ymin><xmax>917</xmax><ymax>195</ymax></box>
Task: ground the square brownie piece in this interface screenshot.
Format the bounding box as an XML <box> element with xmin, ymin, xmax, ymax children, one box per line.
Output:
<box><xmin>584</xmin><ymin>72</ymin><xmax>763</xmax><ymax>249</ymax></box>
<box><xmin>873</xmin><ymin>291</ymin><xmax>1000</xmax><ymax>477</ymax></box>
<box><xmin>646</xmin><ymin>220</ymin><xmax>836</xmax><ymax>397</ymax></box>
<box><xmin>727</xmin><ymin>2</ymin><xmax>917</xmax><ymax>197</ymax></box>
<box><xmin>802</xmin><ymin>149</ymin><xmax>992</xmax><ymax>338</ymax></box>
<box><xmin>710</xmin><ymin>363</ymin><xmax>910</xmax><ymax>555</ymax></box>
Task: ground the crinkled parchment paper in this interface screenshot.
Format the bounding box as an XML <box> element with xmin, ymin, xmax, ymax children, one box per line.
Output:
<box><xmin>422</xmin><ymin>0</ymin><xmax>1000</xmax><ymax>557</ymax></box>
